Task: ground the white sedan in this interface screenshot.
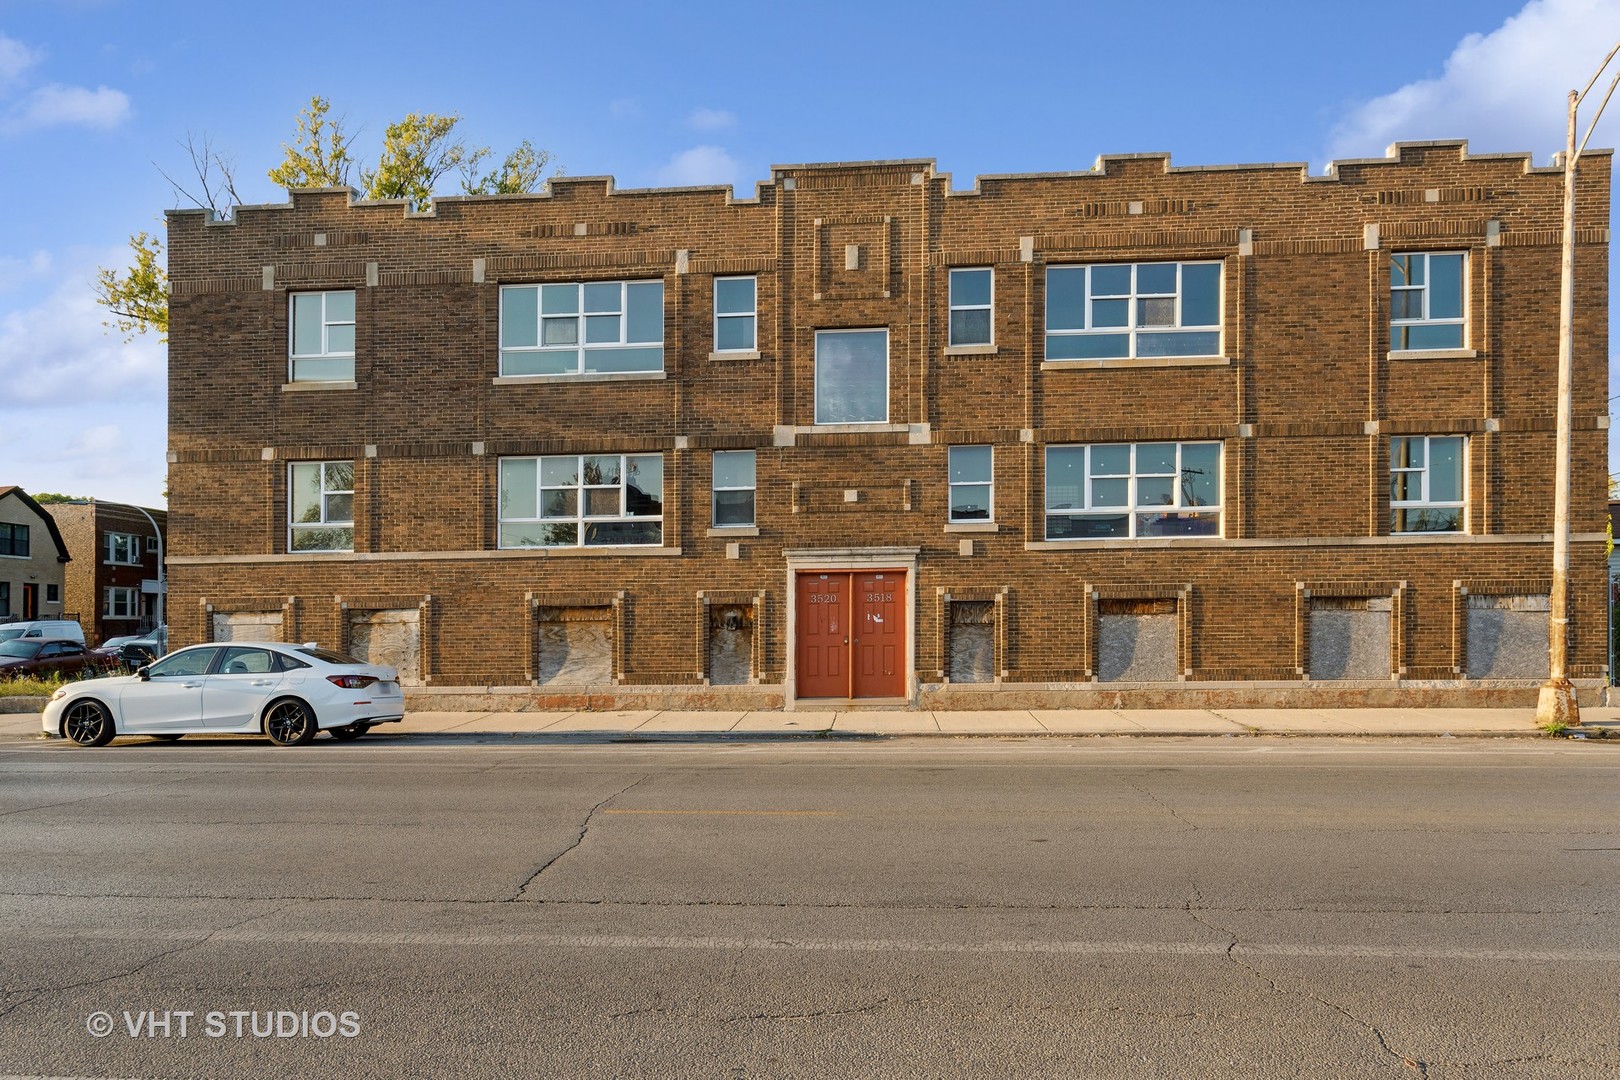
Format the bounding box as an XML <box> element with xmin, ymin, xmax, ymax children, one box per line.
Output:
<box><xmin>43</xmin><ymin>641</ymin><xmax>405</xmax><ymax>747</ymax></box>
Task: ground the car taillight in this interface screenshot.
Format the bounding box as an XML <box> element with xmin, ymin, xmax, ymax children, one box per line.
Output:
<box><xmin>326</xmin><ymin>674</ymin><xmax>378</xmax><ymax>689</ymax></box>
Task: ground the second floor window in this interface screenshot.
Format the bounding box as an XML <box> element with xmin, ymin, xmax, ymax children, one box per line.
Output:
<box><xmin>0</xmin><ymin>522</ymin><xmax>27</xmax><ymax>558</ymax></box>
<box><xmin>949</xmin><ymin>268</ymin><xmax>993</xmax><ymax>347</ymax></box>
<box><xmin>1391</xmin><ymin>435</ymin><xmax>1465</xmax><ymax>533</ymax></box>
<box><xmin>289</xmin><ymin>461</ymin><xmax>355</xmax><ymax>552</ymax></box>
<box><xmin>500</xmin><ymin>281</ymin><xmax>664</xmax><ymax>376</ymax></box>
<box><xmin>499</xmin><ymin>454</ymin><xmax>663</xmax><ymax>548</ymax></box>
<box><xmin>106</xmin><ymin>532</ymin><xmax>141</xmax><ymax>565</ymax></box>
<box><xmin>1045</xmin><ymin>442</ymin><xmax>1222</xmax><ymax>540</ymax></box>
<box><xmin>712</xmin><ymin>450</ymin><xmax>756</xmax><ymax>527</ymax></box>
<box><xmin>289</xmin><ymin>290</ymin><xmax>356</xmax><ymax>381</ymax></box>
<box><xmin>714</xmin><ymin>276</ymin><xmax>757</xmax><ymax>352</ymax></box>
<box><xmin>1390</xmin><ymin>252</ymin><xmax>1465</xmax><ymax>351</ymax></box>
<box><xmin>1046</xmin><ymin>261</ymin><xmax>1221</xmax><ymax>360</ymax></box>
<box><xmin>948</xmin><ymin>446</ymin><xmax>992</xmax><ymax>522</ymax></box>
<box><xmin>814</xmin><ymin>328</ymin><xmax>888</xmax><ymax>424</ymax></box>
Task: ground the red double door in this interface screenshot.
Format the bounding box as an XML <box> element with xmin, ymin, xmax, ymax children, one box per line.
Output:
<box><xmin>795</xmin><ymin>571</ymin><xmax>906</xmax><ymax>699</ymax></box>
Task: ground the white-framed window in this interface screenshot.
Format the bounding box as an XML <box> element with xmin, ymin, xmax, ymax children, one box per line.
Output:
<box><xmin>499</xmin><ymin>281</ymin><xmax>664</xmax><ymax>376</ymax></box>
<box><xmin>1390</xmin><ymin>252</ymin><xmax>1466</xmax><ymax>351</ymax></box>
<box><xmin>1045</xmin><ymin>442</ymin><xmax>1222</xmax><ymax>540</ymax></box>
<box><xmin>289</xmin><ymin>290</ymin><xmax>356</xmax><ymax>381</ymax></box>
<box><xmin>105</xmin><ymin>532</ymin><xmax>141</xmax><ymax>565</ymax></box>
<box><xmin>1046</xmin><ymin>262</ymin><xmax>1221</xmax><ymax>360</ymax></box>
<box><xmin>105</xmin><ymin>586</ymin><xmax>138</xmax><ymax>619</ymax></box>
<box><xmin>499</xmin><ymin>454</ymin><xmax>663</xmax><ymax>548</ymax></box>
<box><xmin>714</xmin><ymin>276</ymin><xmax>757</xmax><ymax>352</ymax></box>
<box><xmin>45</xmin><ymin>584</ymin><xmax>59</xmax><ymax>605</ymax></box>
<box><xmin>948</xmin><ymin>446</ymin><xmax>993</xmax><ymax>522</ymax></box>
<box><xmin>814</xmin><ymin>328</ymin><xmax>888</xmax><ymax>424</ymax></box>
<box><xmin>146</xmin><ymin>535</ymin><xmax>159</xmax><ymax>553</ymax></box>
<box><xmin>712</xmin><ymin>450</ymin><xmax>756</xmax><ymax>528</ymax></box>
<box><xmin>1391</xmin><ymin>435</ymin><xmax>1465</xmax><ymax>533</ymax></box>
<box><xmin>0</xmin><ymin>522</ymin><xmax>28</xmax><ymax>558</ymax></box>
<box><xmin>288</xmin><ymin>461</ymin><xmax>355</xmax><ymax>552</ymax></box>
<box><xmin>948</xmin><ymin>268</ymin><xmax>993</xmax><ymax>347</ymax></box>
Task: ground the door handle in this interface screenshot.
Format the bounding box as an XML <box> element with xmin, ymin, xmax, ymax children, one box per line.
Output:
<box><xmin>181</xmin><ymin>682</ymin><xmax>202</xmax><ymax>688</ymax></box>
<box><xmin>250</xmin><ymin>679</ymin><xmax>274</xmax><ymax>686</ymax></box>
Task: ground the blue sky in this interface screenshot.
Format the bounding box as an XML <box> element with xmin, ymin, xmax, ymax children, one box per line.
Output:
<box><xmin>2</xmin><ymin>0</ymin><xmax>1619</xmax><ymax>507</ymax></box>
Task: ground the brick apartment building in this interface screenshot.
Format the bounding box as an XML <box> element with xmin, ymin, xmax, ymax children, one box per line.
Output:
<box><xmin>45</xmin><ymin>500</ymin><xmax>167</xmax><ymax>646</ymax></box>
<box><xmin>162</xmin><ymin>140</ymin><xmax>1611</xmax><ymax>710</ymax></box>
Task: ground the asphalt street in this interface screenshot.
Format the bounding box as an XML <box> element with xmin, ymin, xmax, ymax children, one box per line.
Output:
<box><xmin>0</xmin><ymin>737</ymin><xmax>1615</xmax><ymax>1078</ymax></box>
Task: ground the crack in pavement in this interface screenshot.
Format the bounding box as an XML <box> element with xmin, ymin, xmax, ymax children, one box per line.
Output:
<box><xmin>508</xmin><ymin>774</ymin><xmax>650</xmax><ymax>902</ymax></box>
<box><xmin>1124</xmin><ymin>776</ymin><xmax>1200</xmax><ymax>831</ymax></box>
<box><xmin>1189</xmin><ymin>906</ymin><xmax>1432</xmax><ymax>1077</ymax></box>
<box><xmin>718</xmin><ymin>997</ymin><xmax>892</xmax><ymax>1023</ymax></box>
<box><xmin>0</xmin><ymin>770</ymin><xmax>212</xmax><ymax>819</ymax></box>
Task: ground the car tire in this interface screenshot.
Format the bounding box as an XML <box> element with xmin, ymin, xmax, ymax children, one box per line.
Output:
<box><xmin>64</xmin><ymin>700</ymin><xmax>115</xmax><ymax>747</ymax></box>
<box><xmin>328</xmin><ymin>723</ymin><xmax>369</xmax><ymax>741</ymax></box>
<box><xmin>151</xmin><ymin>734</ymin><xmax>183</xmax><ymax>742</ymax></box>
<box><xmin>263</xmin><ymin>699</ymin><xmax>317</xmax><ymax>747</ymax></box>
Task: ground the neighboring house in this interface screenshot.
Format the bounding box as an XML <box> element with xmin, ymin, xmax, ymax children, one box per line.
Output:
<box><xmin>0</xmin><ymin>487</ymin><xmax>71</xmax><ymax>624</ymax></box>
<box><xmin>161</xmin><ymin>140</ymin><xmax>1611</xmax><ymax>708</ymax></box>
<box><xmin>45</xmin><ymin>501</ymin><xmax>167</xmax><ymax>647</ymax></box>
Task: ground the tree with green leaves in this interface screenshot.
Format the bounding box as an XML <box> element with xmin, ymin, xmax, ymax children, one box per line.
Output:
<box><xmin>96</xmin><ymin>99</ymin><xmax>557</xmax><ymax>339</ymax></box>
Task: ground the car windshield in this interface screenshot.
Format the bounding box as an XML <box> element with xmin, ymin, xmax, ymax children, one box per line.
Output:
<box><xmin>0</xmin><ymin>640</ymin><xmax>42</xmax><ymax>658</ymax></box>
<box><xmin>295</xmin><ymin>647</ymin><xmax>365</xmax><ymax>666</ymax></box>
<box><xmin>0</xmin><ymin>628</ymin><xmax>25</xmax><ymax>643</ymax></box>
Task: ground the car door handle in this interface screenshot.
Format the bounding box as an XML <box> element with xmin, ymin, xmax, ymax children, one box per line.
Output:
<box><xmin>250</xmin><ymin>679</ymin><xmax>275</xmax><ymax>686</ymax></box>
<box><xmin>182</xmin><ymin>682</ymin><xmax>203</xmax><ymax>689</ymax></box>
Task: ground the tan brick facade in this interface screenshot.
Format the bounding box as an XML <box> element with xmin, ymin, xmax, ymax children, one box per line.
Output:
<box><xmin>164</xmin><ymin>141</ymin><xmax>1612</xmax><ymax>709</ymax></box>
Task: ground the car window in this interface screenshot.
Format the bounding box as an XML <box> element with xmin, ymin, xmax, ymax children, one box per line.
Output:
<box><xmin>146</xmin><ymin>647</ymin><xmax>219</xmax><ymax>678</ymax></box>
<box><xmin>218</xmin><ymin>647</ymin><xmax>275</xmax><ymax>675</ymax></box>
<box><xmin>295</xmin><ymin>647</ymin><xmax>364</xmax><ymax>665</ymax></box>
<box><xmin>274</xmin><ymin>652</ymin><xmax>311</xmax><ymax>672</ymax></box>
<box><xmin>40</xmin><ymin>643</ymin><xmax>64</xmax><ymax>657</ymax></box>
<box><xmin>0</xmin><ymin>640</ymin><xmax>40</xmax><ymax>658</ymax></box>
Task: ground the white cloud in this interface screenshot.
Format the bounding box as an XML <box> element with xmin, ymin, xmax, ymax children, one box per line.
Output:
<box><xmin>1327</xmin><ymin>0</ymin><xmax>1620</xmax><ymax>164</ymax></box>
<box><xmin>0</xmin><ymin>250</ymin><xmax>53</xmax><ymax>292</ymax></box>
<box><xmin>687</xmin><ymin>107</ymin><xmax>736</xmax><ymax>132</ymax></box>
<box><xmin>0</xmin><ymin>34</ymin><xmax>40</xmax><ymax>92</ymax></box>
<box><xmin>6</xmin><ymin>83</ymin><xmax>132</xmax><ymax>132</ymax></box>
<box><xmin>655</xmin><ymin>145</ymin><xmax>746</xmax><ymax>189</ymax></box>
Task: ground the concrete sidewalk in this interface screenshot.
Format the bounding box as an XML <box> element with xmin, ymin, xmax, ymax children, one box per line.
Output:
<box><xmin>6</xmin><ymin>705</ymin><xmax>1619</xmax><ymax>742</ymax></box>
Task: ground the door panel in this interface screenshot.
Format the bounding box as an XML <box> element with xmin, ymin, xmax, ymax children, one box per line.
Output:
<box><xmin>853</xmin><ymin>572</ymin><xmax>905</xmax><ymax>698</ymax></box>
<box><xmin>795</xmin><ymin>573</ymin><xmax>849</xmax><ymax>698</ymax></box>
<box><xmin>796</xmin><ymin>571</ymin><xmax>906</xmax><ymax>700</ymax></box>
<box><xmin>203</xmin><ymin>647</ymin><xmax>283</xmax><ymax>729</ymax></box>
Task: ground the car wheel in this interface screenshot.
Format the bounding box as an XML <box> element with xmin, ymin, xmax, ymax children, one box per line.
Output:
<box><xmin>64</xmin><ymin>700</ymin><xmax>115</xmax><ymax>747</ymax></box>
<box><xmin>328</xmin><ymin>723</ymin><xmax>369</xmax><ymax>741</ymax></box>
<box><xmin>151</xmin><ymin>734</ymin><xmax>183</xmax><ymax>742</ymax></box>
<box><xmin>263</xmin><ymin>699</ymin><xmax>317</xmax><ymax>746</ymax></box>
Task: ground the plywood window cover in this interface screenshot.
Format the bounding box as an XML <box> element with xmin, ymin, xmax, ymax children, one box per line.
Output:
<box><xmin>525</xmin><ymin>590</ymin><xmax>626</xmax><ymax>684</ymax></box>
<box><xmin>1084</xmin><ymin>583</ymin><xmax>1191</xmax><ymax>680</ymax></box>
<box><xmin>335</xmin><ymin>594</ymin><xmax>433</xmax><ymax>683</ymax></box>
<box><xmin>1449</xmin><ymin>578</ymin><xmax>1553</xmax><ymax>678</ymax></box>
<box><xmin>936</xmin><ymin>587</ymin><xmax>1009</xmax><ymax>683</ymax></box>
<box><xmin>1294</xmin><ymin>581</ymin><xmax>1407</xmax><ymax>679</ymax></box>
<box><xmin>695</xmin><ymin>589</ymin><xmax>766</xmax><ymax>684</ymax></box>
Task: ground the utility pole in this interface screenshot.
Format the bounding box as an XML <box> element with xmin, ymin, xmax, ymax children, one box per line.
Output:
<box><xmin>1537</xmin><ymin>42</ymin><xmax>1620</xmax><ymax>728</ymax></box>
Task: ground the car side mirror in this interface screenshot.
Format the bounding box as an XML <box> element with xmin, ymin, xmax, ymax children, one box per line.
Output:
<box><xmin>137</xmin><ymin>666</ymin><xmax>151</xmax><ymax>681</ymax></box>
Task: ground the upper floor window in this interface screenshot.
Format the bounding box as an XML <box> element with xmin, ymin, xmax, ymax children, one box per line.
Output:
<box><xmin>1391</xmin><ymin>435</ymin><xmax>1465</xmax><ymax>533</ymax></box>
<box><xmin>814</xmin><ymin>328</ymin><xmax>888</xmax><ymax>424</ymax></box>
<box><xmin>104</xmin><ymin>586</ymin><xmax>138</xmax><ymax>619</ymax></box>
<box><xmin>714</xmin><ymin>276</ymin><xmax>757</xmax><ymax>352</ymax></box>
<box><xmin>499</xmin><ymin>454</ymin><xmax>663</xmax><ymax>548</ymax></box>
<box><xmin>1390</xmin><ymin>252</ymin><xmax>1465</xmax><ymax>351</ymax></box>
<box><xmin>289</xmin><ymin>461</ymin><xmax>355</xmax><ymax>552</ymax></box>
<box><xmin>0</xmin><ymin>522</ymin><xmax>27</xmax><ymax>558</ymax></box>
<box><xmin>949</xmin><ymin>268</ymin><xmax>993</xmax><ymax>347</ymax></box>
<box><xmin>106</xmin><ymin>532</ymin><xmax>141</xmax><ymax>565</ymax></box>
<box><xmin>1046</xmin><ymin>262</ymin><xmax>1221</xmax><ymax>360</ymax></box>
<box><xmin>289</xmin><ymin>290</ymin><xmax>356</xmax><ymax>381</ymax></box>
<box><xmin>146</xmin><ymin>535</ymin><xmax>159</xmax><ymax>553</ymax></box>
<box><xmin>712</xmin><ymin>450</ymin><xmax>756</xmax><ymax>528</ymax></box>
<box><xmin>500</xmin><ymin>281</ymin><xmax>664</xmax><ymax>376</ymax></box>
<box><xmin>948</xmin><ymin>446</ymin><xmax>992</xmax><ymax>522</ymax></box>
<box><xmin>1045</xmin><ymin>442</ymin><xmax>1222</xmax><ymax>540</ymax></box>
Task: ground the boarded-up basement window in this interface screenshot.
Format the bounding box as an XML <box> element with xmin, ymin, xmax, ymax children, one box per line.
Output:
<box><xmin>708</xmin><ymin>604</ymin><xmax>754</xmax><ymax>685</ymax></box>
<box><xmin>536</xmin><ymin>607</ymin><xmax>613</xmax><ymax>685</ymax></box>
<box><xmin>349</xmin><ymin>608</ymin><xmax>421</xmax><ymax>685</ymax></box>
<box><xmin>1309</xmin><ymin>596</ymin><xmax>1391</xmax><ymax>680</ymax></box>
<box><xmin>1466</xmin><ymin>594</ymin><xmax>1550</xmax><ymax>679</ymax></box>
<box><xmin>948</xmin><ymin>600</ymin><xmax>995</xmax><ymax>682</ymax></box>
<box><xmin>1096</xmin><ymin>597</ymin><xmax>1177</xmax><ymax>682</ymax></box>
<box><xmin>213</xmin><ymin>611</ymin><xmax>283</xmax><ymax>642</ymax></box>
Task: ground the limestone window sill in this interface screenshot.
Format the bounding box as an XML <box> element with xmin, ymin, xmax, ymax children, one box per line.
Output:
<box><xmin>282</xmin><ymin>380</ymin><xmax>358</xmax><ymax>392</ymax></box>
<box><xmin>709</xmin><ymin>350</ymin><xmax>762</xmax><ymax>362</ymax></box>
<box><xmin>943</xmin><ymin>344</ymin><xmax>997</xmax><ymax>357</ymax></box>
<box><xmin>707</xmin><ymin>527</ymin><xmax>760</xmax><ymax>538</ymax></box>
<box><xmin>493</xmin><ymin>371</ymin><xmax>667</xmax><ymax>386</ymax></box>
<box><xmin>1041</xmin><ymin>356</ymin><xmax>1230</xmax><ymax>370</ymax></box>
<box><xmin>1388</xmin><ymin>349</ymin><xmax>1478</xmax><ymax>361</ymax></box>
<box><xmin>944</xmin><ymin>522</ymin><xmax>999</xmax><ymax>533</ymax></box>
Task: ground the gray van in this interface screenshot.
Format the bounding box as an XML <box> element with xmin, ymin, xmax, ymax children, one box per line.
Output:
<box><xmin>0</xmin><ymin>619</ymin><xmax>86</xmax><ymax>646</ymax></box>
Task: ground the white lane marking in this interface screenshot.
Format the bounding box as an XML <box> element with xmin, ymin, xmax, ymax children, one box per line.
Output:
<box><xmin>1</xmin><ymin>927</ymin><xmax>1611</xmax><ymax>964</ymax></box>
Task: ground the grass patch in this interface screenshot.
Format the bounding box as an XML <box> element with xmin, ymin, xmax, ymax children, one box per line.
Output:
<box><xmin>0</xmin><ymin>668</ymin><xmax>120</xmax><ymax>697</ymax></box>
<box><xmin>1539</xmin><ymin>720</ymin><xmax>1570</xmax><ymax>737</ymax></box>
